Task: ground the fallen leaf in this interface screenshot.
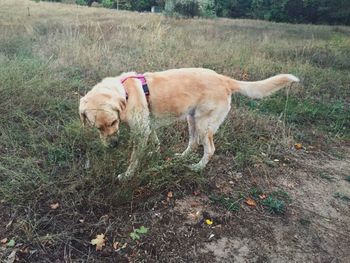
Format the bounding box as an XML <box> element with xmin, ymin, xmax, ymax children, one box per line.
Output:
<box><xmin>7</xmin><ymin>239</ymin><xmax>15</xmax><ymax>247</ymax></box>
<box><xmin>193</xmin><ymin>190</ymin><xmax>200</xmax><ymax>196</ymax></box>
<box><xmin>205</xmin><ymin>219</ymin><xmax>213</xmax><ymax>225</ymax></box>
<box><xmin>20</xmin><ymin>247</ymin><xmax>29</xmax><ymax>254</ymax></box>
<box><xmin>50</xmin><ymin>203</ymin><xmax>59</xmax><ymax>210</ymax></box>
<box><xmin>166</xmin><ymin>191</ymin><xmax>173</xmax><ymax>202</ymax></box>
<box><xmin>1</xmin><ymin>238</ymin><xmax>7</xmax><ymax>244</ymax></box>
<box><xmin>91</xmin><ymin>234</ymin><xmax>106</xmax><ymax>251</ymax></box>
<box><xmin>259</xmin><ymin>194</ymin><xmax>267</xmax><ymax>200</ymax></box>
<box><xmin>113</xmin><ymin>241</ymin><xmax>120</xmax><ymax>250</ymax></box>
<box><xmin>294</xmin><ymin>143</ymin><xmax>302</xmax><ymax>150</ymax></box>
<box><xmin>245</xmin><ymin>197</ymin><xmax>257</xmax><ymax>207</ymax></box>
<box><xmin>188</xmin><ymin>211</ymin><xmax>201</xmax><ymax>221</ymax></box>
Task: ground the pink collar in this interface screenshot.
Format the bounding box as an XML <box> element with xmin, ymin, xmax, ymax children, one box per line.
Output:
<box><xmin>120</xmin><ymin>74</ymin><xmax>147</xmax><ymax>85</ymax></box>
<box><xmin>120</xmin><ymin>74</ymin><xmax>149</xmax><ymax>100</ymax></box>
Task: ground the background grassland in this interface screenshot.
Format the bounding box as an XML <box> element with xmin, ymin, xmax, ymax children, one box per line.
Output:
<box><xmin>0</xmin><ymin>0</ymin><xmax>349</xmax><ymax>261</ymax></box>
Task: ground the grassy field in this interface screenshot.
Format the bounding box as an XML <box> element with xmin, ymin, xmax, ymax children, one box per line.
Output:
<box><xmin>1</xmin><ymin>0</ymin><xmax>349</xmax><ymax>261</ymax></box>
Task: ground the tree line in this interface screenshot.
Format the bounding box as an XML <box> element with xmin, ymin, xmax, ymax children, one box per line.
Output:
<box><xmin>52</xmin><ymin>0</ymin><xmax>350</xmax><ymax>25</ymax></box>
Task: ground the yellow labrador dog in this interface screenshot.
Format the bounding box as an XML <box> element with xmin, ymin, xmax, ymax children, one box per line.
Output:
<box><xmin>79</xmin><ymin>68</ymin><xmax>299</xmax><ymax>180</ymax></box>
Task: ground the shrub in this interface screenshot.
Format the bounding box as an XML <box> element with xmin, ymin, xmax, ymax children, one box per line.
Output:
<box><xmin>102</xmin><ymin>0</ymin><xmax>113</xmax><ymax>8</ymax></box>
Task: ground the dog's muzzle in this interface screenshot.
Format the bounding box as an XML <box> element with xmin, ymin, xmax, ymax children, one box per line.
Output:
<box><xmin>101</xmin><ymin>135</ymin><xmax>119</xmax><ymax>148</ymax></box>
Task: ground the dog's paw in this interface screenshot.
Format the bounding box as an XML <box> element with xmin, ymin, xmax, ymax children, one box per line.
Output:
<box><xmin>117</xmin><ymin>172</ymin><xmax>128</xmax><ymax>181</ymax></box>
<box><xmin>117</xmin><ymin>170</ymin><xmax>134</xmax><ymax>181</ymax></box>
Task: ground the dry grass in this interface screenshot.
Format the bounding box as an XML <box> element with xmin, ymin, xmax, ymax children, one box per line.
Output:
<box><xmin>0</xmin><ymin>0</ymin><xmax>349</xmax><ymax>261</ymax></box>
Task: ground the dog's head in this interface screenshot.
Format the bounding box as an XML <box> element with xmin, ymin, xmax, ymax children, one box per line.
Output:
<box><xmin>79</xmin><ymin>78</ymin><xmax>126</xmax><ymax>147</ymax></box>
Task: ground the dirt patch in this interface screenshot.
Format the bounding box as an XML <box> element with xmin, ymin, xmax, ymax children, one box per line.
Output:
<box><xmin>155</xmin><ymin>148</ymin><xmax>350</xmax><ymax>262</ymax></box>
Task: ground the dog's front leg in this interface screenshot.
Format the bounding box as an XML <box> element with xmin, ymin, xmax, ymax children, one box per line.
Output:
<box><xmin>118</xmin><ymin>124</ymin><xmax>151</xmax><ymax>181</ymax></box>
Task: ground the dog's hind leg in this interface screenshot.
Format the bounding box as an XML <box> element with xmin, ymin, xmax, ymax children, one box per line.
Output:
<box><xmin>190</xmin><ymin>102</ymin><xmax>231</xmax><ymax>171</ymax></box>
<box><xmin>178</xmin><ymin>114</ymin><xmax>198</xmax><ymax>157</ymax></box>
<box><xmin>190</xmin><ymin>127</ymin><xmax>215</xmax><ymax>171</ymax></box>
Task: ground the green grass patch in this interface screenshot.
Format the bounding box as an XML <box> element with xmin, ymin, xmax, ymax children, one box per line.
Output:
<box><xmin>249</xmin><ymin>187</ymin><xmax>264</xmax><ymax>199</ymax></box>
<box><xmin>261</xmin><ymin>196</ymin><xmax>285</xmax><ymax>215</ymax></box>
<box><xmin>261</xmin><ymin>189</ymin><xmax>290</xmax><ymax>215</ymax></box>
<box><xmin>236</xmin><ymin>95</ymin><xmax>349</xmax><ymax>138</ymax></box>
<box><xmin>299</xmin><ymin>218</ymin><xmax>311</xmax><ymax>226</ymax></box>
<box><xmin>209</xmin><ymin>194</ymin><xmax>240</xmax><ymax>212</ymax></box>
<box><xmin>334</xmin><ymin>192</ymin><xmax>350</xmax><ymax>202</ymax></box>
<box><xmin>319</xmin><ymin>172</ymin><xmax>335</xmax><ymax>181</ymax></box>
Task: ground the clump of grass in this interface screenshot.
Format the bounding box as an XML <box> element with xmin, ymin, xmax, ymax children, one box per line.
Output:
<box><xmin>260</xmin><ymin>189</ymin><xmax>290</xmax><ymax>215</ymax></box>
<box><xmin>334</xmin><ymin>192</ymin><xmax>350</xmax><ymax>202</ymax></box>
<box><xmin>319</xmin><ymin>172</ymin><xmax>335</xmax><ymax>181</ymax></box>
<box><xmin>209</xmin><ymin>194</ymin><xmax>240</xmax><ymax>212</ymax></box>
<box><xmin>249</xmin><ymin>187</ymin><xmax>264</xmax><ymax>199</ymax></box>
<box><xmin>299</xmin><ymin>218</ymin><xmax>311</xmax><ymax>226</ymax></box>
<box><xmin>261</xmin><ymin>196</ymin><xmax>285</xmax><ymax>214</ymax></box>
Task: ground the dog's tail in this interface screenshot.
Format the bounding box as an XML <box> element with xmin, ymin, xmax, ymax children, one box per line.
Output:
<box><xmin>233</xmin><ymin>74</ymin><xmax>299</xmax><ymax>99</ymax></box>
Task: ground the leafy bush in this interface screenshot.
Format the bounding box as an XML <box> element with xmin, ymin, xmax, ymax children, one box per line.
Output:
<box><xmin>102</xmin><ymin>0</ymin><xmax>113</xmax><ymax>8</ymax></box>
<box><xmin>75</xmin><ymin>0</ymin><xmax>86</xmax><ymax>5</ymax></box>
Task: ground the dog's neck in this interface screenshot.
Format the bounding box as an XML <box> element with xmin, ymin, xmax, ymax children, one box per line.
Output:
<box><xmin>99</xmin><ymin>76</ymin><xmax>129</xmax><ymax>99</ymax></box>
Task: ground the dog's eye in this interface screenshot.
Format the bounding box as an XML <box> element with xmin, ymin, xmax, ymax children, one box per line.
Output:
<box><xmin>110</xmin><ymin>120</ymin><xmax>117</xmax><ymax>127</ymax></box>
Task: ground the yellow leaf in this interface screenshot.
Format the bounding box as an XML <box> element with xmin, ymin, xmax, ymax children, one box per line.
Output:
<box><xmin>167</xmin><ymin>191</ymin><xmax>173</xmax><ymax>198</ymax></box>
<box><xmin>245</xmin><ymin>197</ymin><xmax>257</xmax><ymax>207</ymax></box>
<box><xmin>91</xmin><ymin>234</ymin><xmax>106</xmax><ymax>251</ymax></box>
<box><xmin>205</xmin><ymin>219</ymin><xmax>213</xmax><ymax>225</ymax></box>
<box><xmin>294</xmin><ymin>143</ymin><xmax>302</xmax><ymax>150</ymax></box>
<box><xmin>50</xmin><ymin>203</ymin><xmax>59</xmax><ymax>210</ymax></box>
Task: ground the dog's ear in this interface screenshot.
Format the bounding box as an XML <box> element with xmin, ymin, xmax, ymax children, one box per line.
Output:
<box><xmin>80</xmin><ymin>111</ymin><xmax>88</xmax><ymax>127</ymax></box>
<box><xmin>113</xmin><ymin>98</ymin><xmax>126</xmax><ymax>113</ymax></box>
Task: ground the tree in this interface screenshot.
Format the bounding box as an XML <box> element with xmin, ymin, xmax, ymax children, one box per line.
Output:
<box><xmin>165</xmin><ymin>0</ymin><xmax>200</xmax><ymax>17</ymax></box>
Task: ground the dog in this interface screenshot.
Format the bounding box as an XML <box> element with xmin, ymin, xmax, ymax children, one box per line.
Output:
<box><xmin>79</xmin><ymin>68</ymin><xmax>299</xmax><ymax>180</ymax></box>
